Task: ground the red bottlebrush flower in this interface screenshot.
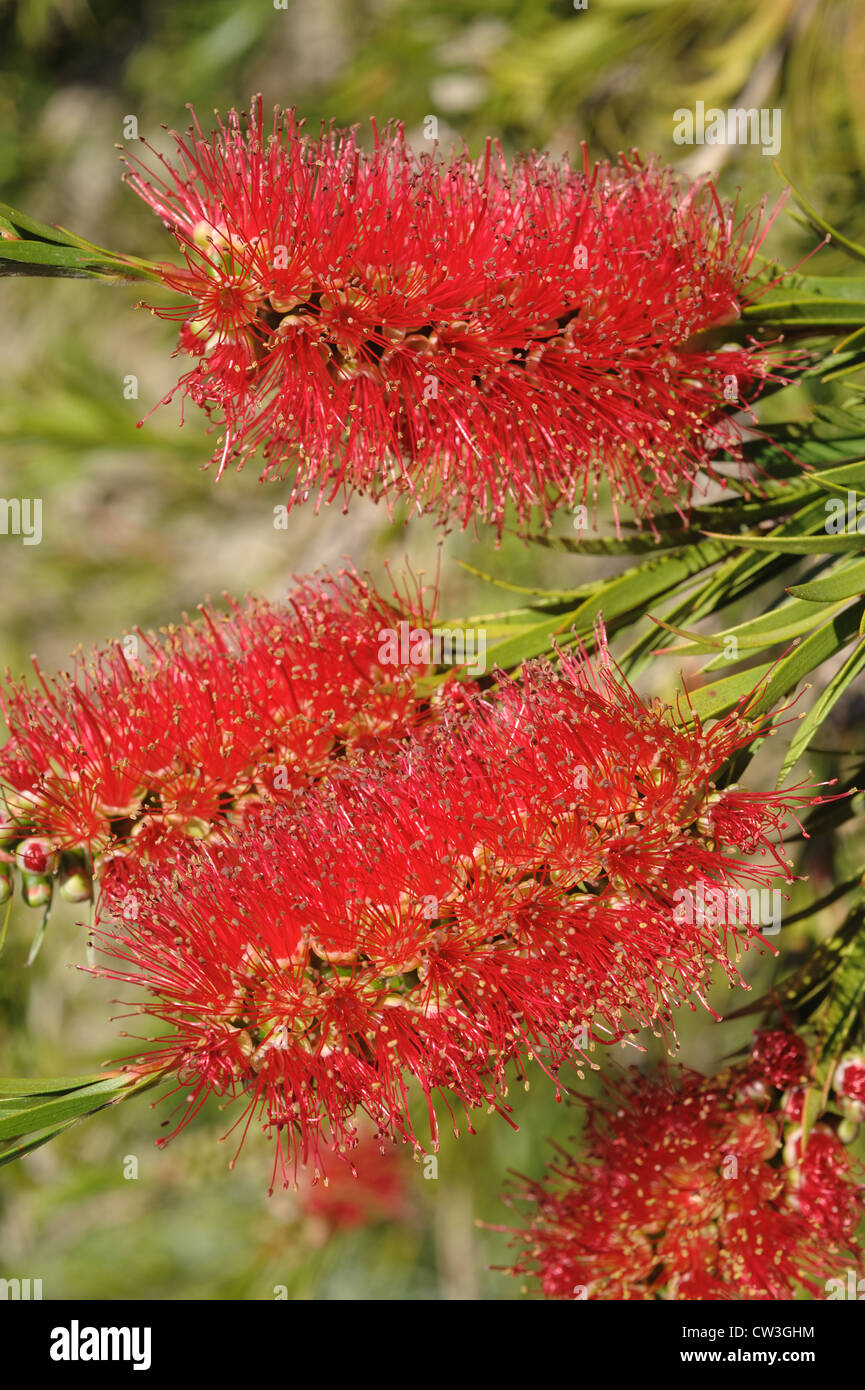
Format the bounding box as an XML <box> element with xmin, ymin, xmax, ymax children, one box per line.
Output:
<box><xmin>91</xmin><ymin>643</ymin><xmax>825</xmax><ymax>1186</ymax></box>
<box><xmin>781</xmin><ymin>1085</ymin><xmax>808</xmax><ymax>1124</ymax></box>
<box><xmin>0</xmin><ymin>569</ymin><xmax>444</xmax><ymax>903</ymax></box>
<box><xmin>124</xmin><ymin>99</ymin><xmax>782</xmax><ymax>534</ymax></box>
<box><xmin>296</xmin><ymin>1130</ymin><xmax>413</xmax><ymax>1234</ymax></box>
<box><xmin>833</xmin><ymin>1053</ymin><xmax>865</xmax><ymax>1110</ymax></box>
<box><xmin>498</xmin><ymin>1057</ymin><xmax>864</xmax><ymax>1300</ymax></box>
<box><xmin>750</xmin><ymin>1027</ymin><xmax>809</xmax><ymax>1089</ymax></box>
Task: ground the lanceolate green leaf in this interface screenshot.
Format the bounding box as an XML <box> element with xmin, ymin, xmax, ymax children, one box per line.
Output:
<box><xmin>0</xmin><ymin>240</ymin><xmax>125</xmax><ymax>277</ymax></box>
<box><xmin>472</xmin><ymin>542</ymin><xmax>733</xmax><ymax>674</ymax></box>
<box><xmin>743</xmin><ymin>296</ymin><xmax>865</xmax><ymax>329</ymax></box>
<box><xmin>773</xmin><ymin>167</ymin><xmax>865</xmax><ymax>265</ymax></box>
<box><xmin>776</xmin><ymin>637</ymin><xmax>865</xmax><ymax>782</ymax></box>
<box><xmin>524</xmin><ymin>530</ymin><xmax>678</xmax><ymax>556</ymax></box>
<box><xmin>567</xmin><ymin>540</ymin><xmax>729</xmax><ymax>630</ymax></box>
<box><xmin>453</xmin><ymin>395</ymin><xmax>865</xmax><ymax>701</ymax></box>
<box><xmin>788</xmin><ymin>556</ymin><xmax>865</xmax><ymax>603</ymax></box>
<box><xmin>724</xmin><ymin>888</ymin><xmax>865</xmax><ymax>1021</ymax></box>
<box><xmin>0</xmin><ymin>1074</ymin><xmax>137</xmax><ymax>1140</ymax></box>
<box><xmin>0</xmin><ymin>199</ymin><xmax>107</xmax><ymax>247</ymax></box>
<box><xmin>657</xmin><ymin>597</ymin><xmax>849</xmax><ymax>659</ymax></box>
<box><xmin>740</xmin><ymin>411</ymin><xmax>865</xmax><ymax>478</ymax></box>
<box><xmin>477</xmin><ymin>608</ymin><xmax>587</xmax><ymax>670</ymax></box>
<box><xmin>704</xmin><ymin>528</ymin><xmax>865</xmax><ymax>554</ymax></box>
<box><xmin>679</xmin><ymin>602</ymin><xmax>865</xmax><ymax>724</ymax></box>
<box><xmin>749</xmin><ymin>601</ymin><xmax>865</xmax><ymax>716</ymax></box>
<box><xmin>0</xmin><ymin>1073</ymin><xmax>115</xmax><ymax>1097</ymax></box>
<box><xmin>453</xmin><ymin>559</ymin><xmax>595</xmax><ymax>605</ymax></box>
<box><xmin>0</xmin><ymin>198</ymin><xmax>160</xmax><ymax>281</ymax></box>
<box><xmin>676</xmin><ymin>663</ymin><xmax>775</xmax><ymax>723</ymax></box>
<box><xmin>0</xmin><ymin>1125</ymin><xmax>81</xmax><ymax>1168</ymax></box>
<box><xmin>817</xmin><ymin>923</ymin><xmax>865</xmax><ymax>1068</ymax></box>
<box><xmin>612</xmin><ymin>544</ymin><xmax>806</xmax><ymax>680</ymax></box>
<box><xmin>806</xmin><ymin>460</ymin><xmax>865</xmax><ymax>497</ymax></box>
<box><xmin>0</xmin><ymin>1070</ymin><xmax>164</xmax><ymax>1166</ymax></box>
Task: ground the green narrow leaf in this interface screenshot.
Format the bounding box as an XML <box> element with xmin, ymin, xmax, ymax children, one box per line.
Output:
<box><xmin>774</xmin><ymin>166</ymin><xmax>865</xmax><ymax>264</ymax></box>
<box><xmin>0</xmin><ymin>1074</ymin><xmax>135</xmax><ymax>1140</ymax></box>
<box><xmin>568</xmin><ymin>540</ymin><xmax>729</xmax><ymax>630</ymax></box>
<box><xmin>453</xmin><ymin>559</ymin><xmax>595</xmax><ymax>604</ymax></box>
<box><xmin>817</xmin><ymin>927</ymin><xmax>865</xmax><ymax>1066</ymax></box>
<box><xmin>0</xmin><ymin>240</ymin><xmax>157</xmax><ymax>281</ymax></box>
<box><xmin>480</xmin><ymin>605</ymin><xmax>588</xmax><ymax>671</ymax></box>
<box><xmin>767</xmin><ymin>274</ymin><xmax>865</xmax><ymax>301</ymax></box>
<box><xmin>0</xmin><ymin>1070</ymin><xmax>166</xmax><ymax>1168</ymax></box>
<box><xmin>657</xmin><ymin>597</ymin><xmax>848</xmax><ymax>660</ymax></box>
<box><xmin>703</xmin><ymin>528</ymin><xmax>865</xmax><ymax>554</ymax></box>
<box><xmin>0</xmin><ymin>198</ymin><xmax>161</xmax><ymax>281</ymax></box>
<box><xmin>0</xmin><ymin>199</ymin><xmax>101</xmax><ymax>247</ymax></box>
<box><xmin>468</xmin><ymin>541</ymin><xmax>731</xmax><ymax>672</ymax></box>
<box><xmin>776</xmin><ymin>637</ymin><xmax>865</xmax><ymax>782</ymax></box>
<box><xmin>753</xmin><ymin>601</ymin><xmax>865</xmax><ymax>713</ymax></box>
<box><xmin>724</xmin><ymin>892</ymin><xmax>864</xmax><ymax>1021</ymax></box>
<box><xmin>0</xmin><ymin>1123</ymin><xmax>80</xmax><ymax>1168</ymax></box>
<box><xmin>830</xmin><ymin>325</ymin><xmax>865</xmax><ymax>357</ymax></box>
<box><xmin>743</xmin><ymin>430</ymin><xmax>865</xmax><ymax>477</ymax></box>
<box><xmin>806</xmin><ymin>346</ymin><xmax>865</xmax><ymax>383</ymax></box>
<box><xmin>0</xmin><ymin>1073</ymin><xmax>115</xmax><ymax>1097</ymax></box>
<box><xmin>743</xmin><ymin>296</ymin><xmax>865</xmax><ymax>328</ymax></box>
<box><xmin>675</xmin><ymin>663</ymin><xmax>774</xmax><ymax>723</ymax></box>
<box><xmin>0</xmin><ymin>240</ymin><xmax>111</xmax><ymax>275</ymax></box>
<box><xmin>616</xmin><ymin>547</ymin><xmax>783</xmax><ymax>678</ymax></box>
<box><xmin>681</xmin><ymin>602</ymin><xmax>865</xmax><ymax>724</ymax></box>
<box><xmin>788</xmin><ymin>556</ymin><xmax>865</xmax><ymax>602</ymax></box>
<box><xmin>523</xmin><ymin>530</ymin><xmax>678</xmax><ymax>555</ymax></box>
<box><xmin>807</xmin><ymin>460</ymin><xmax>865</xmax><ymax>497</ymax></box>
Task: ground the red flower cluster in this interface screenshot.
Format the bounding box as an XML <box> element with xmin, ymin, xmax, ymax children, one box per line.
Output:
<box><xmin>835</xmin><ymin>1055</ymin><xmax>865</xmax><ymax>1104</ymax></box>
<box><xmin>499</xmin><ymin>1040</ymin><xmax>864</xmax><ymax>1300</ymax></box>
<box><xmin>92</xmin><ymin>646</ymin><xmax>821</xmax><ymax>1187</ymax></box>
<box><xmin>0</xmin><ymin>570</ymin><xmax>438</xmax><ymax>909</ymax></box>
<box><xmin>125</xmin><ymin>99</ymin><xmax>779</xmax><ymax>533</ymax></box>
<box><xmin>833</xmin><ymin>1052</ymin><xmax>865</xmax><ymax>1122</ymax></box>
<box><xmin>750</xmin><ymin>1026</ymin><xmax>809</xmax><ymax>1089</ymax></box>
<box><xmin>296</xmin><ymin>1130</ymin><xmax>413</xmax><ymax>1234</ymax></box>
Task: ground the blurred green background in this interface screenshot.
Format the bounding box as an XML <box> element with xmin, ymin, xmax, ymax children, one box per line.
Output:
<box><xmin>1</xmin><ymin>0</ymin><xmax>864</xmax><ymax>1299</ymax></box>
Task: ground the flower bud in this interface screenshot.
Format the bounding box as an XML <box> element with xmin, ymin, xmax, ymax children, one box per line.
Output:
<box><xmin>58</xmin><ymin>849</ymin><xmax>93</xmax><ymax>903</ymax></box>
<box><xmin>0</xmin><ymin>820</ymin><xmax>21</xmax><ymax>851</ymax></box>
<box><xmin>20</xmin><ymin>870</ymin><xmax>52</xmax><ymax>909</ymax></box>
<box><xmin>0</xmin><ymin>862</ymin><xmax>13</xmax><ymax>904</ymax></box>
<box><xmin>839</xmin><ymin>1095</ymin><xmax>865</xmax><ymax>1125</ymax></box>
<box><xmin>16</xmin><ymin>837</ymin><xmax>59</xmax><ymax>877</ymax></box>
<box><xmin>3</xmin><ymin>789</ymin><xmax>39</xmax><ymax>821</ymax></box>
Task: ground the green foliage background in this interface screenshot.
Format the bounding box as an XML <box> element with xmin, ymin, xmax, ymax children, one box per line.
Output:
<box><xmin>0</xmin><ymin>0</ymin><xmax>863</xmax><ymax>1299</ymax></box>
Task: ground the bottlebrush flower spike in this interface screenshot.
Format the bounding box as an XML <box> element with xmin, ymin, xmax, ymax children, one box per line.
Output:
<box><xmin>498</xmin><ymin>1040</ymin><xmax>864</xmax><ymax>1300</ymax></box>
<box><xmin>0</xmin><ymin>569</ymin><xmax>443</xmax><ymax>907</ymax></box>
<box><xmin>296</xmin><ymin>1129</ymin><xmax>414</xmax><ymax>1234</ymax></box>
<box><xmin>92</xmin><ymin>643</ymin><xmax>825</xmax><ymax>1187</ymax></box>
<box><xmin>833</xmin><ymin>1052</ymin><xmax>865</xmax><ymax>1127</ymax></box>
<box><xmin>124</xmin><ymin>98</ymin><xmax>782</xmax><ymax>534</ymax></box>
<box><xmin>834</xmin><ymin>1054</ymin><xmax>865</xmax><ymax>1105</ymax></box>
<box><xmin>750</xmin><ymin>1025</ymin><xmax>809</xmax><ymax>1088</ymax></box>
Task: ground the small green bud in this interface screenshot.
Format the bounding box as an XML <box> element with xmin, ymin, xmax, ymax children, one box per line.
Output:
<box><xmin>0</xmin><ymin>862</ymin><xmax>14</xmax><ymax>904</ymax></box>
<box><xmin>58</xmin><ymin>849</ymin><xmax>93</xmax><ymax>903</ymax></box>
<box><xmin>21</xmin><ymin>871</ymin><xmax>52</xmax><ymax>909</ymax></box>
